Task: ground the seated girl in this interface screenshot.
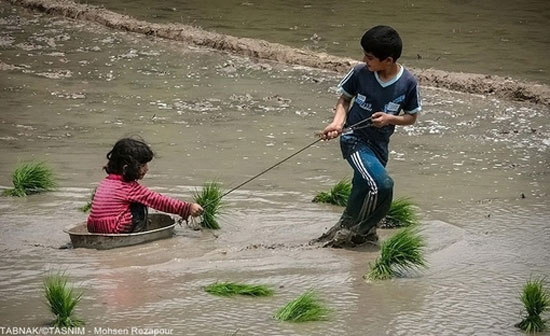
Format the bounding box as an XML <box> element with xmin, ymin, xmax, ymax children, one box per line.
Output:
<box><xmin>87</xmin><ymin>138</ymin><xmax>203</xmax><ymax>233</ymax></box>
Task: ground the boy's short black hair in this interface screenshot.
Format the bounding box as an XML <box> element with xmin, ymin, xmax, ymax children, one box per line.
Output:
<box><xmin>360</xmin><ymin>25</ymin><xmax>402</xmax><ymax>62</ymax></box>
<box><xmin>104</xmin><ymin>137</ymin><xmax>154</xmax><ymax>181</ymax></box>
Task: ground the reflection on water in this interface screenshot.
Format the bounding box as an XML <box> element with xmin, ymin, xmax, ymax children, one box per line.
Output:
<box><xmin>0</xmin><ymin>3</ymin><xmax>549</xmax><ymax>335</ymax></box>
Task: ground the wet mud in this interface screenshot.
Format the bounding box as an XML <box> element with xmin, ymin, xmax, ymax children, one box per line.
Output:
<box><xmin>8</xmin><ymin>0</ymin><xmax>550</xmax><ymax>106</ymax></box>
<box><xmin>1</xmin><ymin>2</ymin><xmax>549</xmax><ymax>335</ymax></box>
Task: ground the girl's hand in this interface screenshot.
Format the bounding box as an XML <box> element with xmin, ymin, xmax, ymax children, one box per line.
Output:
<box><xmin>321</xmin><ymin>122</ymin><xmax>344</xmax><ymax>140</ymax></box>
<box><xmin>189</xmin><ymin>203</ymin><xmax>204</xmax><ymax>217</ymax></box>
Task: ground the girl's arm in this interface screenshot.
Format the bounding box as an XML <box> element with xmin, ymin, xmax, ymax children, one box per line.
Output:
<box><xmin>128</xmin><ymin>183</ymin><xmax>191</xmax><ymax>219</ymax></box>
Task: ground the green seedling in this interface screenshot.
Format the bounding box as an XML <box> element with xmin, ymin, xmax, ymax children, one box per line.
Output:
<box><xmin>381</xmin><ymin>197</ymin><xmax>419</xmax><ymax>228</ymax></box>
<box><xmin>79</xmin><ymin>188</ymin><xmax>96</xmax><ymax>213</ymax></box>
<box><xmin>193</xmin><ymin>181</ymin><xmax>224</xmax><ymax>229</ymax></box>
<box><xmin>205</xmin><ymin>282</ymin><xmax>274</xmax><ymax>297</ymax></box>
<box><xmin>312</xmin><ymin>178</ymin><xmax>351</xmax><ymax>206</ymax></box>
<box><xmin>516</xmin><ymin>277</ymin><xmax>549</xmax><ymax>333</ymax></box>
<box><xmin>366</xmin><ymin>226</ymin><xmax>427</xmax><ymax>281</ymax></box>
<box><xmin>79</xmin><ymin>202</ymin><xmax>92</xmax><ymax>213</ymax></box>
<box><xmin>274</xmin><ymin>290</ymin><xmax>330</xmax><ymax>322</ymax></box>
<box><xmin>44</xmin><ymin>273</ymin><xmax>83</xmax><ymax>327</ymax></box>
<box><xmin>3</xmin><ymin>161</ymin><xmax>56</xmax><ymax>197</ymax></box>
<box><xmin>312</xmin><ymin>181</ymin><xmax>418</xmax><ymax>228</ymax></box>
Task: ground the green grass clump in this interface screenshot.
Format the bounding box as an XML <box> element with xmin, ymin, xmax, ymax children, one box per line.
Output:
<box><xmin>274</xmin><ymin>290</ymin><xmax>330</xmax><ymax>322</ymax></box>
<box><xmin>312</xmin><ymin>178</ymin><xmax>351</xmax><ymax>206</ymax></box>
<box><xmin>311</xmin><ymin>182</ymin><xmax>419</xmax><ymax>228</ymax></box>
<box><xmin>193</xmin><ymin>181</ymin><xmax>224</xmax><ymax>229</ymax></box>
<box><xmin>205</xmin><ymin>282</ymin><xmax>274</xmax><ymax>297</ymax></box>
<box><xmin>516</xmin><ymin>277</ymin><xmax>550</xmax><ymax>333</ymax></box>
<box><xmin>366</xmin><ymin>226</ymin><xmax>427</xmax><ymax>281</ymax></box>
<box><xmin>3</xmin><ymin>161</ymin><xmax>56</xmax><ymax>197</ymax></box>
<box><xmin>79</xmin><ymin>202</ymin><xmax>92</xmax><ymax>213</ymax></box>
<box><xmin>381</xmin><ymin>197</ymin><xmax>419</xmax><ymax>228</ymax></box>
<box><xmin>44</xmin><ymin>273</ymin><xmax>83</xmax><ymax>328</ymax></box>
<box><xmin>79</xmin><ymin>188</ymin><xmax>96</xmax><ymax>213</ymax></box>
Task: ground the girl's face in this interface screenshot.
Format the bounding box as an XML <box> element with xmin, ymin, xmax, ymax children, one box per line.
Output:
<box><xmin>138</xmin><ymin>163</ymin><xmax>149</xmax><ymax>179</ymax></box>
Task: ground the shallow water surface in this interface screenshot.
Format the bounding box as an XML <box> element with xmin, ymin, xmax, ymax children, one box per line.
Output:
<box><xmin>77</xmin><ymin>0</ymin><xmax>550</xmax><ymax>84</ymax></box>
<box><xmin>0</xmin><ymin>3</ymin><xmax>549</xmax><ymax>336</ymax></box>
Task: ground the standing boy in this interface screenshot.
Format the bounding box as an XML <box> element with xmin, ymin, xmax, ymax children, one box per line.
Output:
<box><xmin>315</xmin><ymin>25</ymin><xmax>421</xmax><ymax>247</ymax></box>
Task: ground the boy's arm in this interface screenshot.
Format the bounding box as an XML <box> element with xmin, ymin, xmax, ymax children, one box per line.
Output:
<box><xmin>371</xmin><ymin>111</ymin><xmax>417</xmax><ymax>127</ymax></box>
<box><xmin>321</xmin><ymin>95</ymin><xmax>351</xmax><ymax>140</ymax></box>
<box><xmin>373</xmin><ymin>78</ymin><xmax>421</xmax><ymax>127</ymax></box>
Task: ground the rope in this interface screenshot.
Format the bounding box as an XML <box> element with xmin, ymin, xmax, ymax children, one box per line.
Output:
<box><xmin>220</xmin><ymin>136</ymin><xmax>323</xmax><ymax>199</ymax></box>
<box><xmin>201</xmin><ymin>116</ymin><xmax>374</xmax><ymax>204</ymax></box>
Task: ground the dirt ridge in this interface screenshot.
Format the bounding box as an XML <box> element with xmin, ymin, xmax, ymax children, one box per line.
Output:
<box><xmin>8</xmin><ymin>0</ymin><xmax>550</xmax><ymax>106</ymax></box>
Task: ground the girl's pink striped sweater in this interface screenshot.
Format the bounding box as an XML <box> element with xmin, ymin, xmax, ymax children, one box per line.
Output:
<box><xmin>87</xmin><ymin>174</ymin><xmax>191</xmax><ymax>233</ymax></box>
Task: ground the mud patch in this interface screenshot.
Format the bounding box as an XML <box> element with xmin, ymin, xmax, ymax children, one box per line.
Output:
<box><xmin>35</xmin><ymin>69</ymin><xmax>72</xmax><ymax>79</ymax></box>
<box><xmin>0</xmin><ymin>34</ymin><xmax>15</xmax><ymax>47</ymax></box>
<box><xmin>9</xmin><ymin>0</ymin><xmax>550</xmax><ymax>106</ymax></box>
<box><xmin>240</xmin><ymin>242</ymin><xmax>312</xmax><ymax>251</ymax></box>
<box><xmin>0</xmin><ymin>60</ymin><xmax>22</xmax><ymax>71</ymax></box>
<box><xmin>415</xmin><ymin>69</ymin><xmax>550</xmax><ymax>106</ymax></box>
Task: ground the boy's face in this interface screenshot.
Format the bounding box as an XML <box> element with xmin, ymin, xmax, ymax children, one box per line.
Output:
<box><xmin>363</xmin><ymin>51</ymin><xmax>392</xmax><ymax>71</ymax></box>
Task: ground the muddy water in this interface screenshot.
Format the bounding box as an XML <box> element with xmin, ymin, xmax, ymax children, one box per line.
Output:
<box><xmin>0</xmin><ymin>3</ymin><xmax>549</xmax><ymax>336</ymax></box>
<box><xmin>77</xmin><ymin>0</ymin><xmax>550</xmax><ymax>85</ymax></box>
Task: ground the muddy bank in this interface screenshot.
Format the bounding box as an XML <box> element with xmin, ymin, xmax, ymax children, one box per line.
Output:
<box><xmin>8</xmin><ymin>0</ymin><xmax>550</xmax><ymax>106</ymax></box>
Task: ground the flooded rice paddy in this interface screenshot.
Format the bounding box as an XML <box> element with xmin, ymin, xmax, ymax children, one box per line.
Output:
<box><xmin>0</xmin><ymin>2</ymin><xmax>549</xmax><ymax>335</ymax></box>
<box><xmin>76</xmin><ymin>0</ymin><xmax>550</xmax><ymax>85</ymax></box>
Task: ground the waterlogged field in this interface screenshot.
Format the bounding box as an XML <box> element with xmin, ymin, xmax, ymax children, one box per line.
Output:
<box><xmin>0</xmin><ymin>2</ymin><xmax>549</xmax><ymax>336</ymax></box>
<box><xmin>78</xmin><ymin>0</ymin><xmax>550</xmax><ymax>84</ymax></box>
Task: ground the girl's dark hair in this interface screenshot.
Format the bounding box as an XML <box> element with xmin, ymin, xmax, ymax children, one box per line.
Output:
<box><xmin>360</xmin><ymin>25</ymin><xmax>402</xmax><ymax>62</ymax></box>
<box><xmin>104</xmin><ymin>138</ymin><xmax>154</xmax><ymax>181</ymax></box>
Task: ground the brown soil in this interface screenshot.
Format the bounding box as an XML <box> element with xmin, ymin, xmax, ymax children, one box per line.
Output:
<box><xmin>9</xmin><ymin>0</ymin><xmax>550</xmax><ymax>106</ymax></box>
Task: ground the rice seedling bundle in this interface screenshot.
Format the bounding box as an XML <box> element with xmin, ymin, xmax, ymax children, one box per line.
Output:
<box><xmin>79</xmin><ymin>188</ymin><xmax>96</xmax><ymax>213</ymax></box>
<box><xmin>366</xmin><ymin>226</ymin><xmax>427</xmax><ymax>281</ymax></box>
<box><xmin>274</xmin><ymin>290</ymin><xmax>330</xmax><ymax>322</ymax></box>
<box><xmin>381</xmin><ymin>197</ymin><xmax>419</xmax><ymax>228</ymax></box>
<box><xmin>79</xmin><ymin>202</ymin><xmax>92</xmax><ymax>213</ymax></box>
<box><xmin>205</xmin><ymin>282</ymin><xmax>274</xmax><ymax>297</ymax></box>
<box><xmin>193</xmin><ymin>181</ymin><xmax>224</xmax><ymax>229</ymax></box>
<box><xmin>311</xmin><ymin>181</ymin><xmax>418</xmax><ymax>228</ymax></box>
<box><xmin>3</xmin><ymin>161</ymin><xmax>56</xmax><ymax>197</ymax></box>
<box><xmin>43</xmin><ymin>273</ymin><xmax>83</xmax><ymax>327</ymax></box>
<box><xmin>312</xmin><ymin>178</ymin><xmax>351</xmax><ymax>206</ymax></box>
<box><xmin>516</xmin><ymin>277</ymin><xmax>549</xmax><ymax>333</ymax></box>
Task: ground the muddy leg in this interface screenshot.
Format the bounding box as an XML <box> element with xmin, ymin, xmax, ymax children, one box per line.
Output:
<box><xmin>309</xmin><ymin>210</ymin><xmax>354</xmax><ymax>244</ymax></box>
<box><xmin>337</xmin><ymin>145</ymin><xmax>393</xmax><ymax>246</ymax></box>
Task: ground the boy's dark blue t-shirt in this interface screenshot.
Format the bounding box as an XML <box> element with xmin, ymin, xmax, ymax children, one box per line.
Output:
<box><xmin>339</xmin><ymin>63</ymin><xmax>421</xmax><ymax>165</ymax></box>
